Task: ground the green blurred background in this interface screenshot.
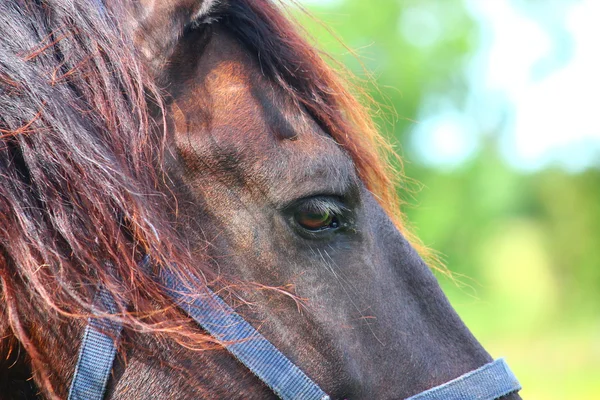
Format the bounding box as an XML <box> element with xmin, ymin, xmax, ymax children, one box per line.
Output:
<box><xmin>296</xmin><ymin>0</ymin><xmax>599</xmax><ymax>398</ymax></box>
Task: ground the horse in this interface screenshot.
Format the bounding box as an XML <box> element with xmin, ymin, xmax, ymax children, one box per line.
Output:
<box><xmin>0</xmin><ymin>1</ymin><xmax>522</xmax><ymax>399</ymax></box>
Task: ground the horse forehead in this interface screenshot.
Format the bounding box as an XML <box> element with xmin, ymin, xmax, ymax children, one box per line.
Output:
<box><xmin>203</xmin><ymin>76</ymin><xmax>353</xmax><ymax>198</ymax></box>
<box><xmin>195</xmin><ymin>104</ymin><xmax>353</xmax><ymax>201</ymax></box>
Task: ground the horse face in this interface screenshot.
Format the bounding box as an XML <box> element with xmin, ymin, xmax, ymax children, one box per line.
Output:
<box><xmin>160</xmin><ymin>29</ymin><xmax>489</xmax><ymax>400</ymax></box>
<box><xmin>123</xmin><ymin>1</ymin><xmax>518</xmax><ymax>399</ymax></box>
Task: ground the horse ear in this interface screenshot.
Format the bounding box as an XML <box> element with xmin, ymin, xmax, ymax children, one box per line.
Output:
<box><xmin>116</xmin><ymin>0</ymin><xmax>220</xmax><ymax>73</ymax></box>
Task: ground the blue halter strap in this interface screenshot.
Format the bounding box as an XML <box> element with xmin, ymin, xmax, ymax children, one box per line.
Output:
<box><xmin>160</xmin><ymin>267</ymin><xmax>330</xmax><ymax>400</ymax></box>
<box><xmin>68</xmin><ymin>266</ymin><xmax>521</xmax><ymax>400</ymax></box>
<box><xmin>68</xmin><ymin>287</ymin><xmax>123</xmax><ymax>400</ymax></box>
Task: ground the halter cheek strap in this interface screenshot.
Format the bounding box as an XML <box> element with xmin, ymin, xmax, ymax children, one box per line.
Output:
<box><xmin>68</xmin><ymin>267</ymin><xmax>521</xmax><ymax>400</ymax></box>
<box><xmin>160</xmin><ymin>268</ymin><xmax>330</xmax><ymax>400</ymax></box>
<box><xmin>68</xmin><ymin>287</ymin><xmax>123</xmax><ymax>400</ymax></box>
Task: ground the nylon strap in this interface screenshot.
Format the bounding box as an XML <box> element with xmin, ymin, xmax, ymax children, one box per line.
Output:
<box><xmin>159</xmin><ymin>267</ymin><xmax>330</xmax><ymax>400</ymax></box>
<box><xmin>68</xmin><ymin>287</ymin><xmax>122</xmax><ymax>400</ymax></box>
<box><xmin>405</xmin><ymin>358</ymin><xmax>521</xmax><ymax>400</ymax></box>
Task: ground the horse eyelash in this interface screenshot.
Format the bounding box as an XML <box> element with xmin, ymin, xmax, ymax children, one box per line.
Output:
<box><xmin>297</xmin><ymin>197</ymin><xmax>348</xmax><ymax>216</ymax></box>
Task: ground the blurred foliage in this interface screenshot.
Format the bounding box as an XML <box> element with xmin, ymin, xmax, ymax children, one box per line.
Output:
<box><xmin>296</xmin><ymin>0</ymin><xmax>600</xmax><ymax>398</ymax></box>
<box><xmin>295</xmin><ymin>0</ymin><xmax>476</xmax><ymax>147</ymax></box>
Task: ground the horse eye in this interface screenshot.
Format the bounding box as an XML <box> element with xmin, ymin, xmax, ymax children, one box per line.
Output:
<box><xmin>294</xmin><ymin>209</ymin><xmax>340</xmax><ymax>231</ymax></box>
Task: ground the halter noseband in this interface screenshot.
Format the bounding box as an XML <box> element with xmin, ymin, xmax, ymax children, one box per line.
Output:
<box><xmin>68</xmin><ymin>262</ymin><xmax>521</xmax><ymax>400</ymax></box>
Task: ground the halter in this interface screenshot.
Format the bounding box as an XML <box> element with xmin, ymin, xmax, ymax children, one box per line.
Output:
<box><xmin>68</xmin><ymin>262</ymin><xmax>521</xmax><ymax>400</ymax></box>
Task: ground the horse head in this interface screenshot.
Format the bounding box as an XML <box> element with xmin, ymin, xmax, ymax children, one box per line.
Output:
<box><xmin>0</xmin><ymin>1</ymin><xmax>521</xmax><ymax>399</ymax></box>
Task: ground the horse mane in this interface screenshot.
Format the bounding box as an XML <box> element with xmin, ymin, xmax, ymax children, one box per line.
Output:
<box><xmin>0</xmin><ymin>0</ymin><xmax>414</xmax><ymax>397</ymax></box>
<box><xmin>0</xmin><ymin>1</ymin><xmax>196</xmax><ymax>396</ymax></box>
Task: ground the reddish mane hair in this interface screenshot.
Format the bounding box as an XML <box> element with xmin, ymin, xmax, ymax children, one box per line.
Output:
<box><xmin>0</xmin><ymin>0</ymin><xmax>418</xmax><ymax>397</ymax></box>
